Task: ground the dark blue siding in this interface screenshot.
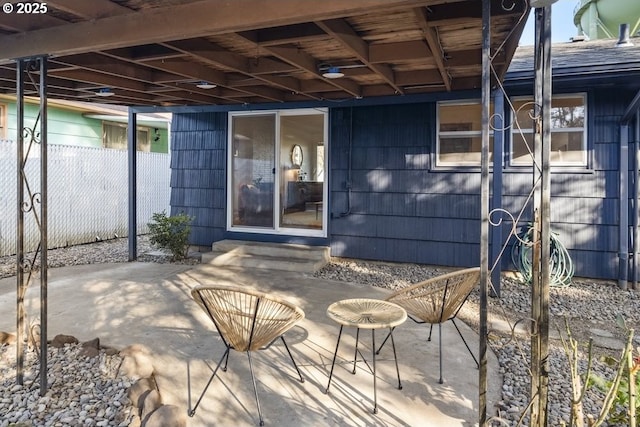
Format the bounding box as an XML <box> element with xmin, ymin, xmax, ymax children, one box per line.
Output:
<box><xmin>327</xmin><ymin>89</ymin><xmax>634</xmax><ymax>280</ymax></box>
<box><xmin>167</xmin><ymin>86</ymin><xmax>635</xmax><ymax>281</ymax></box>
<box><xmin>329</xmin><ymin>103</ymin><xmax>482</xmax><ymax>267</ymax></box>
<box><xmin>497</xmin><ymin>88</ymin><xmax>636</xmax><ymax>279</ymax></box>
<box><xmin>170</xmin><ymin>112</ymin><xmax>227</xmax><ymax>247</ymax></box>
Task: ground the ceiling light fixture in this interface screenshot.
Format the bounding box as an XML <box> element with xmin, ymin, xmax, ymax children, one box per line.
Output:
<box><xmin>95</xmin><ymin>88</ymin><xmax>114</xmax><ymax>97</ymax></box>
<box><xmin>196</xmin><ymin>81</ymin><xmax>216</xmax><ymax>89</ymax></box>
<box><xmin>322</xmin><ymin>66</ymin><xmax>344</xmax><ymax>79</ymax></box>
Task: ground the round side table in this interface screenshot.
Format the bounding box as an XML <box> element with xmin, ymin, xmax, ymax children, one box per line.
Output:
<box><xmin>324</xmin><ymin>298</ymin><xmax>407</xmax><ymax>414</ymax></box>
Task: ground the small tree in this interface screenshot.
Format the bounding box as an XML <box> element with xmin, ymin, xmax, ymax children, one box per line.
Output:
<box><xmin>560</xmin><ymin>315</ymin><xmax>639</xmax><ymax>427</ymax></box>
<box><xmin>147</xmin><ymin>211</ymin><xmax>193</xmax><ymax>260</ymax></box>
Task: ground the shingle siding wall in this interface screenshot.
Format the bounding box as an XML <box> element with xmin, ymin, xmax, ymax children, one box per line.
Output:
<box><xmin>328</xmin><ymin>90</ymin><xmax>633</xmax><ymax>280</ymax></box>
<box><xmin>556</xmin><ymin>88</ymin><xmax>633</xmax><ymax>279</ymax></box>
<box><xmin>170</xmin><ymin>112</ymin><xmax>227</xmax><ymax>246</ymax></box>
<box><xmin>329</xmin><ymin>103</ymin><xmax>482</xmax><ymax>267</ymax></box>
<box><xmin>168</xmin><ymin>88</ymin><xmax>634</xmax><ymax>280</ymax></box>
<box><xmin>499</xmin><ymin>88</ymin><xmax>634</xmax><ymax>279</ymax></box>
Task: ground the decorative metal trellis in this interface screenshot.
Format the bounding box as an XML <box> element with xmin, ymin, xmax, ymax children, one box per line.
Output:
<box><xmin>15</xmin><ymin>55</ymin><xmax>49</xmax><ymax>395</ymax></box>
<box><xmin>479</xmin><ymin>1</ymin><xmax>553</xmax><ymax>426</ymax></box>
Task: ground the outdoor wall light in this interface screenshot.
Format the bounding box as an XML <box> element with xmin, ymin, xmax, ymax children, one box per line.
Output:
<box><xmin>196</xmin><ymin>81</ymin><xmax>217</xmax><ymax>89</ymax></box>
<box><xmin>322</xmin><ymin>67</ymin><xmax>344</xmax><ymax>79</ymax></box>
<box><xmin>95</xmin><ymin>88</ymin><xmax>114</xmax><ymax>97</ymax></box>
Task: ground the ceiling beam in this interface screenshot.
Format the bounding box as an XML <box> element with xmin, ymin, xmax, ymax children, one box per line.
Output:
<box><xmin>370</xmin><ymin>41</ymin><xmax>433</xmax><ymax>63</ymax></box>
<box><xmin>0</xmin><ymin>12</ymin><xmax>66</xmax><ymax>33</ymax></box>
<box><xmin>162</xmin><ymin>39</ymin><xmax>315</xmax><ymax>101</ymax></box>
<box><xmin>50</xmin><ymin>51</ymin><xmax>243</xmax><ymax>104</ymax></box>
<box><xmin>107</xmin><ymin>45</ymin><xmax>186</xmax><ymax>62</ymax></box>
<box><xmin>317</xmin><ymin>18</ymin><xmax>402</xmax><ymax>94</ymax></box>
<box><xmin>45</xmin><ymin>0</ymin><xmax>131</xmax><ymax>19</ymax></box>
<box><xmin>0</xmin><ymin>0</ymin><xmax>430</xmax><ymax>63</ymax></box>
<box><xmin>129</xmin><ymin>57</ymin><xmax>282</xmax><ymax>103</ymax></box>
<box><xmin>50</xmin><ymin>54</ymin><xmax>159</xmax><ymax>83</ymax></box>
<box><xmin>414</xmin><ymin>7</ymin><xmax>451</xmax><ymax>91</ymax></box>
<box><xmin>426</xmin><ymin>0</ymin><xmax>525</xmax><ymax>23</ymax></box>
<box><xmin>262</xmin><ymin>44</ymin><xmax>361</xmax><ymax>98</ymax></box>
<box><xmin>51</xmin><ymin>69</ymin><xmax>151</xmax><ymax>92</ymax></box>
<box><xmin>395</xmin><ymin>69</ymin><xmax>445</xmax><ymax>86</ymax></box>
<box><xmin>242</xmin><ymin>24</ymin><xmax>329</xmax><ymax>47</ymax></box>
<box><xmin>151</xmin><ymin>89</ymin><xmax>230</xmax><ymax>105</ymax></box>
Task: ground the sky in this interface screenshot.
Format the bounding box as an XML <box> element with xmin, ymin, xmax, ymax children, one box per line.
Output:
<box><xmin>519</xmin><ymin>0</ymin><xmax>581</xmax><ymax>46</ymax></box>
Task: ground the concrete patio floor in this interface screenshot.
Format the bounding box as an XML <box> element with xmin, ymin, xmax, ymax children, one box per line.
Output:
<box><xmin>0</xmin><ymin>262</ymin><xmax>501</xmax><ymax>427</ymax></box>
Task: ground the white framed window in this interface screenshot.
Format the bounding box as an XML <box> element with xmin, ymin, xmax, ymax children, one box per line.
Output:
<box><xmin>102</xmin><ymin>121</ymin><xmax>150</xmax><ymax>152</ymax></box>
<box><xmin>0</xmin><ymin>103</ymin><xmax>6</xmax><ymax>139</ymax></box>
<box><xmin>436</xmin><ymin>100</ymin><xmax>493</xmax><ymax>166</ymax></box>
<box><xmin>510</xmin><ymin>93</ymin><xmax>587</xmax><ymax>166</ymax></box>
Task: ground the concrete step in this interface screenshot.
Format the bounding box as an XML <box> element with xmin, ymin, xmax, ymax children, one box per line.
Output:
<box><xmin>201</xmin><ymin>240</ymin><xmax>330</xmax><ymax>273</ymax></box>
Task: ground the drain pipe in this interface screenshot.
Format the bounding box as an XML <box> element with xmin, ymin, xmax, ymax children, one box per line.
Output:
<box><xmin>619</xmin><ymin>122</ymin><xmax>629</xmax><ymax>290</ymax></box>
<box><xmin>620</xmin><ymin>89</ymin><xmax>640</xmax><ymax>290</ymax></box>
<box><xmin>339</xmin><ymin>107</ymin><xmax>353</xmax><ymax>217</ymax></box>
<box><xmin>634</xmin><ymin>109</ymin><xmax>640</xmax><ymax>291</ymax></box>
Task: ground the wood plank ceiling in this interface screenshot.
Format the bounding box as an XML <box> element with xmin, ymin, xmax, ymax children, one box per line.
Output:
<box><xmin>0</xmin><ymin>0</ymin><xmax>529</xmax><ymax>107</ymax></box>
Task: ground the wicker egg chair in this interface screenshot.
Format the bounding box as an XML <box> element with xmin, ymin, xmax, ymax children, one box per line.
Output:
<box><xmin>380</xmin><ymin>267</ymin><xmax>480</xmax><ymax>384</ymax></box>
<box><xmin>189</xmin><ymin>284</ymin><xmax>305</xmax><ymax>426</ymax></box>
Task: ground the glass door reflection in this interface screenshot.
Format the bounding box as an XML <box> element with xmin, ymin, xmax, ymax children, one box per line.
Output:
<box><xmin>231</xmin><ymin>114</ymin><xmax>275</xmax><ymax>228</ymax></box>
<box><xmin>279</xmin><ymin>113</ymin><xmax>325</xmax><ymax>230</ymax></box>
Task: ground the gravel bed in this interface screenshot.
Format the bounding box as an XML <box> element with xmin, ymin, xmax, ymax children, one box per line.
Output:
<box><xmin>0</xmin><ymin>236</ymin><xmax>196</xmax><ymax>427</ymax></box>
<box><xmin>1</xmin><ymin>240</ymin><xmax>639</xmax><ymax>426</ymax></box>
<box><xmin>0</xmin><ymin>344</ymin><xmax>135</xmax><ymax>427</ymax></box>
<box><xmin>0</xmin><ymin>235</ymin><xmax>197</xmax><ymax>280</ymax></box>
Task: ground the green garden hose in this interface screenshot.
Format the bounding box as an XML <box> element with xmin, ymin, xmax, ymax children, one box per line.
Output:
<box><xmin>510</xmin><ymin>223</ymin><xmax>574</xmax><ymax>287</ymax></box>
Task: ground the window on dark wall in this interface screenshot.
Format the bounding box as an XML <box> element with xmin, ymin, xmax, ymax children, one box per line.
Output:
<box><xmin>0</xmin><ymin>103</ymin><xmax>6</xmax><ymax>139</ymax></box>
<box><xmin>102</xmin><ymin>121</ymin><xmax>150</xmax><ymax>152</ymax></box>
<box><xmin>436</xmin><ymin>100</ymin><xmax>494</xmax><ymax>167</ymax></box>
<box><xmin>510</xmin><ymin>93</ymin><xmax>587</xmax><ymax>167</ymax></box>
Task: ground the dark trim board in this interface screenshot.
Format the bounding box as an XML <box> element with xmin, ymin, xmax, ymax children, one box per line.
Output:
<box><xmin>225</xmin><ymin>232</ymin><xmax>329</xmax><ymax>247</ymax></box>
<box><xmin>131</xmin><ymin>90</ymin><xmax>481</xmax><ymax>115</ymax></box>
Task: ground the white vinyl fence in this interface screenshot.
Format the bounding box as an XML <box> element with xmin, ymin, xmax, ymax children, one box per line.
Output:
<box><xmin>0</xmin><ymin>140</ymin><xmax>171</xmax><ymax>256</ymax></box>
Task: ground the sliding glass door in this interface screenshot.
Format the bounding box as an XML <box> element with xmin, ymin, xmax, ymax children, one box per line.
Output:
<box><xmin>230</xmin><ymin>114</ymin><xmax>276</xmax><ymax>228</ymax></box>
<box><xmin>229</xmin><ymin>109</ymin><xmax>327</xmax><ymax>236</ymax></box>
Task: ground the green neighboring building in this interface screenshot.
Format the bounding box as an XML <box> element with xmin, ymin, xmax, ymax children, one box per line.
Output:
<box><xmin>0</xmin><ymin>96</ymin><xmax>170</xmax><ymax>153</ymax></box>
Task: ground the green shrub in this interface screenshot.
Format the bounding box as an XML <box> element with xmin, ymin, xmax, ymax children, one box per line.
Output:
<box><xmin>147</xmin><ymin>211</ymin><xmax>193</xmax><ymax>260</ymax></box>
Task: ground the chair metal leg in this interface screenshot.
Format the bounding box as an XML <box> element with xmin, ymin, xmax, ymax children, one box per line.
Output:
<box><xmin>223</xmin><ymin>346</ymin><xmax>231</xmax><ymax>371</ymax></box>
<box><xmin>438</xmin><ymin>323</ymin><xmax>444</xmax><ymax>384</ymax></box>
<box><xmin>189</xmin><ymin>346</ymin><xmax>231</xmax><ymax>417</ymax></box>
<box><xmin>280</xmin><ymin>336</ymin><xmax>304</xmax><ymax>383</ymax></box>
<box><xmin>451</xmin><ymin>319</ymin><xmax>479</xmax><ymax>368</ymax></box>
<box><xmin>325</xmin><ymin>325</ymin><xmax>343</xmax><ymax>394</ymax></box>
<box><xmin>246</xmin><ymin>351</ymin><xmax>265</xmax><ymax>426</ymax></box>
<box><xmin>352</xmin><ymin>328</ymin><xmax>360</xmax><ymax>374</ymax></box>
<box><xmin>428</xmin><ymin>323</ymin><xmax>434</xmax><ymax>342</ymax></box>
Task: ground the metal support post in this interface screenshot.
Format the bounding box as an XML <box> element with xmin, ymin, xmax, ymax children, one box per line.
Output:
<box><xmin>15</xmin><ymin>59</ymin><xmax>25</xmax><ymax>386</ymax></box>
<box><xmin>479</xmin><ymin>0</ymin><xmax>490</xmax><ymax>424</ymax></box>
<box><xmin>15</xmin><ymin>55</ymin><xmax>49</xmax><ymax>395</ymax></box>
<box><xmin>530</xmin><ymin>6</ymin><xmax>552</xmax><ymax>426</ymax></box>
<box><xmin>128</xmin><ymin>108</ymin><xmax>138</xmax><ymax>261</ymax></box>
